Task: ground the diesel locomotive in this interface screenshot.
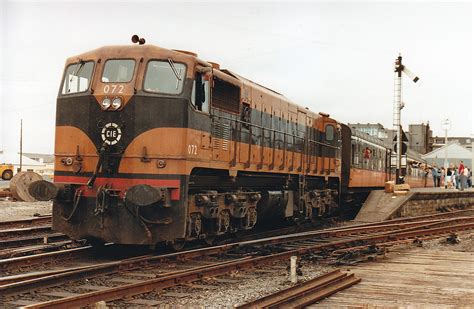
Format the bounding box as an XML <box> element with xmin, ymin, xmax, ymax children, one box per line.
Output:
<box><xmin>31</xmin><ymin>37</ymin><xmax>427</xmax><ymax>248</ymax></box>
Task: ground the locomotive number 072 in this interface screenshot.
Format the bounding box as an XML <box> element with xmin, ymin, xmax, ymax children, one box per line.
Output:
<box><xmin>188</xmin><ymin>144</ymin><xmax>198</xmax><ymax>155</ymax></box>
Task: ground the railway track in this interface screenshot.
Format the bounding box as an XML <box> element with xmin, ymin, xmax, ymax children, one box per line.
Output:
<box><xmin>0</xmin><ymin>225</ymin><xmax>74</xmax><ymax>257</ymax></box>
<box><xmin>1</xmin><ymin>209</ymin><xmax>471</xmax><ymax>276</ymax></box>
<box><xmin>0</xmin><ymin>216</ymin><xmax>52</xmax><ymax>230</ymax></box>
<box><xmin>237</xmin><ymin>270</ymin><xmax>361</xmax><ymax>308</ymax></box>
<box><xmin>0</xmin><ymin>216</ymin><xmax>89</xmax><ymax>260</ymax></box>
<box><xmin>1</xmin><ymin>210</ymin><xmax>472</xmax><ymax>308</ymax></box>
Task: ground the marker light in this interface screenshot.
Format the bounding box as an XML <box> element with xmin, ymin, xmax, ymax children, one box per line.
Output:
<box><xmin>101</xmin><ymin>98</ymin><xmax>111</xmax><ymax>109</ymax></box>
<box><xmin>112</xmin><ymin>97</ymin><xmax>122</xmax><ymax>110</ymax></box>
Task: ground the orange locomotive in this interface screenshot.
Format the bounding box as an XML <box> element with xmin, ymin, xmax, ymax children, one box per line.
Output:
<box><xmin>31</xmin><ymin>37</ymin><xmax>425</xmax><ymax>247</ymax></box>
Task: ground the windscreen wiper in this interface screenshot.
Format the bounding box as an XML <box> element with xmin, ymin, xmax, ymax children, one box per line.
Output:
<box><xmin>167</xmin><ymin>58</ymin><xmax>182</xmax><ymax>81</ymax></box>
<box><xmin>71</xmin><ymin>60</ymin><xmax>85</xmax><ymax>78</ymax></box>
<box><xmin>67</xmin><ymin>60</ymin><xmax>85</xmax><ymax>93</ymax></box>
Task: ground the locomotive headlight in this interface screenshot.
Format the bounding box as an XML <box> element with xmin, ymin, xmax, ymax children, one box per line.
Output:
<box><xmin>112</xmin><ymin>97</ymin><xmax>122</xmax><ymax>110</ymax></box>
<box><xmin>101</xmin><ymin>98</ymin><xmax>111</xmax><ymax>109</ymax></box>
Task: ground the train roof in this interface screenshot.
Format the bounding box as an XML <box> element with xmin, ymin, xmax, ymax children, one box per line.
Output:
<box><xmin>351</xmin><ymin>129</ymin><xmax>391</xmax><ymax>148</ymax></box>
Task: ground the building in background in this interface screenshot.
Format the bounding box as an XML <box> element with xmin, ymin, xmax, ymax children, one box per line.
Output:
<box><xmin>22</xmin><ymin>153</ymin><xmax>54</xmax><ymax>178</ymax></box>
<box><xmin>408</xmin><ymin>123</ymin><xmax>432</xmax><ymax>154</ymax></box>
<box><xmin>0</xmin><ymin>151</ymin><xmax>53</xmax><ymax>178</ymax></box>
<box><xmin>348</xmin><ymin>122</ymin><xmax>432</xmax><ymax>154</ymax></box>
<box><xmin>422</xmin><ymin>141</ymin><xmax>472</xmax><ymax>168</ymax></box>
<box><xmin>430</xmin><ymin>136</ymin><xmax>472</xmax><ymax>151</ymax></box>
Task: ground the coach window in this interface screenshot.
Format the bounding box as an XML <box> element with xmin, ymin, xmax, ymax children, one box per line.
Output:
<box><xmin>191</xmin><ymin>72</ymin><xmax>210</xmax><ymax>113</ymax></box>
<box><xmin>353</xmin><ymin>141</ymin><xmax>360</xmax><ymax>166</ymax></box>
<box><xmin>62</xmin><ymin>61</ymin><xmax>94</xmax><ymax>94</ymax></box>
<box><xmin>144</xmin><ymin>60</ymin><xmax>186</xmax><ymax>94</ymax></box>
<box><xmin>102</xmin><ymin>59</ymin><xmax>135</xmax><ymax>83</ymax></box>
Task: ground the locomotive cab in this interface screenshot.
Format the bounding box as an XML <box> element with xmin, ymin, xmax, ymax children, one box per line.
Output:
<box><xmin>50</xmin><ymin>45</ymin><xmax>203</xmax><ymax>245</ymax></box>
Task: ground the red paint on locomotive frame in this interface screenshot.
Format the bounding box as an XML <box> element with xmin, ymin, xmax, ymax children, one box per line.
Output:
<box><xmin>53</xmin><ymin>175</ymin><xmax>181</xmax><ymax>200</ymax></box>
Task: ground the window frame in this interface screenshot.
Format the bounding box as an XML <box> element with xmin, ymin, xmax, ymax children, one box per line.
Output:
<box><xmin>142</xmin><ymin>59</ymin><xmax>187</xmax><ymax>95</ymax></box>
<box><xmin>60</xmin><ymin>60</ymin><xmax>95</xmax><ymax>96</ymax></box>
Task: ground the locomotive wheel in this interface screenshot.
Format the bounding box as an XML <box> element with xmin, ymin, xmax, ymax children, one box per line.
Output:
<box><xmin>203</xmin><ymin>236</ymin><xmax>216</xmax><ymax>246</ymax></box>
<box><xmin>86</xmin><ymin>238</ymin><xmax>105</xmax><ymax>247</ymax></box>
<box><xmin>170</xmin><ymin>239</ymin><xmax>186</xmax><ymax>251</ymax></box>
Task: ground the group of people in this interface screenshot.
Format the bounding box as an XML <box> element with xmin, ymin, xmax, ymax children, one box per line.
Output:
<box><xmin>431</xmin><ymin>161</ymin><xmax>472</xmax><ymax>190</ymax></box>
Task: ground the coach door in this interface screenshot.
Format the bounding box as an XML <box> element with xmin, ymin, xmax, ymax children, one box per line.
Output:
<box><xmin>322</xmin><ymin>119</ymin><xmax>337</xmax><ymax>174</ymax></box>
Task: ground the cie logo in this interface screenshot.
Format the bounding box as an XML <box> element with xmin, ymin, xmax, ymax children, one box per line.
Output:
<box><xmin>101</xmin><ymin>123</ymin><xmax>122</xmax><ymax>145</ymax></box>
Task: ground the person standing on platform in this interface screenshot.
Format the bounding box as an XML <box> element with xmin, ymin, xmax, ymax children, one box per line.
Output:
<box><xmin>459</xmin><ymin>161</ymin><xmax>466</xmax><ymax>191</ymax></box>
<box><xmin>454</xmin><ymin>167</ymin><xmax>459</xmax><ymax>189</ymax></box>
<box><xmin>468</xmin><ymin>167</ymin><xmax>472</xmax><ymax>188</ymax></box>
<box><xmin>437</xmin><ymin>168</ymin><xmax>441</xmax><ymax>187</ymax></box>
<box><xmin>440</xmin><ymin>167</ymin><xmax>445</xmax><ymax>188</ymax></box>
<box><xmin>462</xmin><ymin>166</ymin><xmax>469</xmax><ymax>189</ymax></box>
<box><xmin>445</xmin><ymin>167</ymin><xmax>452</xmax><ymax>189</ymax></box>
<box><xmin>431</xmin><ymin>166</ymin><xmax>439</xmax><ymax>187</ymax></box>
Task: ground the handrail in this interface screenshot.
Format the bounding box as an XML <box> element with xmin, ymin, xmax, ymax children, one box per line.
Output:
<box><xmin>210</xmin><ymin>114</ymin><xmax>340</xmax><ymax>150</ymax></box>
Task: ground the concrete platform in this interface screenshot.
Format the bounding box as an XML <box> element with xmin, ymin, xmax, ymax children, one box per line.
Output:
<box><xmin>355</xmin><ymin>187</ymin><xmax>474</xmax><ymax>223</ymax></box>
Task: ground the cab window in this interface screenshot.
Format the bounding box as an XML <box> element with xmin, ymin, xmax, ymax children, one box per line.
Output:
<box><xmin>102</xmin><ymin>59</ymin><xmax>135</xmax><ymax>83</ymax></box>
<box><xmin>61</xmin><ymin>61</ymin><xmax>94</xmax><ymax>94</ymax></box>
<box><xmin>191</xmin><ymin>73</ymin><xmax>210</xmax><ymax>113</ymax></box>
<box><xmin>144</xmin><ymin>60</ymin><xmax>186</xmax><ymax>94</ymax></box>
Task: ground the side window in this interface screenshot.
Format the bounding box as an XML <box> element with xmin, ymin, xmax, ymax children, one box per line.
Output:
<box><xmin>191</xmin><ymin>72</ymin><xmax>210</xmax><ymax>113</ymax></box>
<box><xmin>326</xmin><ymin>124</ymin><xmax>335</xmax><ymax>141</ymax></box>
<box><xmin>354</xmin><ymin>141</ymin><xmax>360</xmax><ymax>166</ymax></box>
<box><xmin>62</xmin><ymin>61</ymin><xmax>94</xmax><ymax>94</ymax></box>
